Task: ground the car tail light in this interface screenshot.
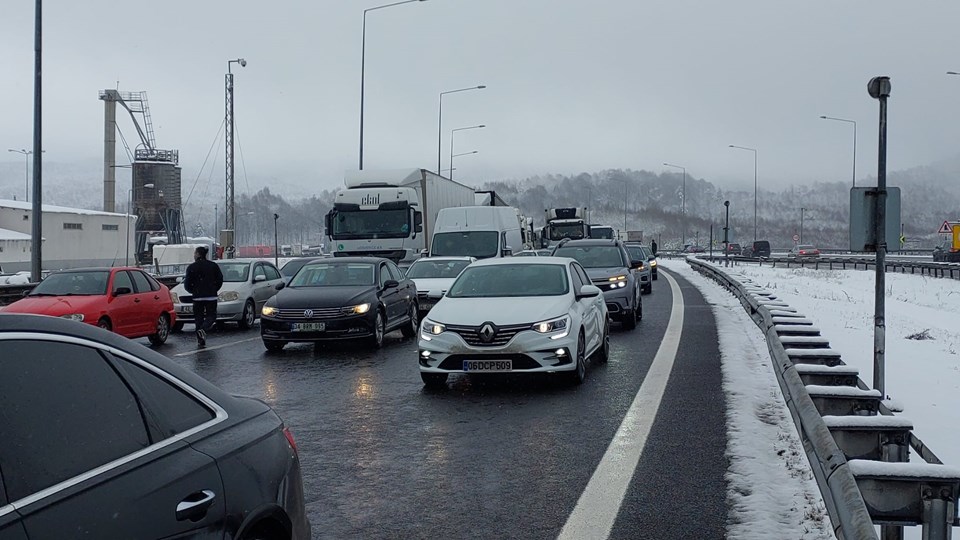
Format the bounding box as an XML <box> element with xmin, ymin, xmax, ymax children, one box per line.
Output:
<box><xmin>283</xmin><ymin>427</ymin><xmax>298</xmax><ymax>456</ymax></box>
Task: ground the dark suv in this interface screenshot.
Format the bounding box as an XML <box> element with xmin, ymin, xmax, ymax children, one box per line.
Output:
<box><xmin>552</xmin><ymin>239</ymin><xmax>642</xmax><ymax>329</ymax></box>
<box><xmin>0</xmin><ymin>314</ymin><xmax>311</xmax><ymax>539</ymax></box>
<box><xmin>747</xmin><ymin>240</ymin><xmax>771</xmax><ymax>258</ymax></box>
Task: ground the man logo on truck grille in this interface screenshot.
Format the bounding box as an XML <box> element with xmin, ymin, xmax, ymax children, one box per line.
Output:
<box><xmin>479</xmin><ymin>323</ymin><xmax>497</xmax><ymax>343</ymax></box>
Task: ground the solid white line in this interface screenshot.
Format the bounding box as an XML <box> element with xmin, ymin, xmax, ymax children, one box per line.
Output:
<box><xmin>173</xmin><ymin>336</ymin><xmax>261</xmax><ymax>357</ymax></box>
<box><xmin>557</xmin><ymin>270</ymin><xmax>686</xmax><ymax>540</ymax></box>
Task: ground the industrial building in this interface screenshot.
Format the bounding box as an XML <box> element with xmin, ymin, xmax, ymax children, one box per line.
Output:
<box><xmin>0</xmin><ymin>200</ymin><xmax>134</xmax><ymax>272</ymax></box>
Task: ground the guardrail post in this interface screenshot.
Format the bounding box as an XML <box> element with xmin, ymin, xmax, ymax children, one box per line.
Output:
<box><xmin>922</xmin><ymin>491</ymin><xmax>953</xmax><ymax>540</ymax></box>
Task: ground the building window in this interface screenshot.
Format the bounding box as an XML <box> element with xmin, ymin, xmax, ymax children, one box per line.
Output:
<box><xmin>63</xmin><ymin>223</ymin><xmax>83</xmax><ymax>230</ymax></box>
<box><xmin>22</xmin><ymin>215</ymin><xmax>29</xmax><ymax>221</ymax></box>
<box><xmin>102</xmin><ymin>224</ymin><xmax>119</xmax><ymax>231</ymax></box>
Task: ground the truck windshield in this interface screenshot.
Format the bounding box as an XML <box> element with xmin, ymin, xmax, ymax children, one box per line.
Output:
<box><xmin>432</xmin><ymin>231</ymin><xmax>499</xmax><ymax>259</ymax></box>
<box><xmin>591</xmin><ymin>227</ymin><xmax>614</xmax><ymax>239</ymax></box>
<box><xmin>549</xmin><ymin>222</ymin><xmax>585</xmax><ymax>241</ymax></box>
<box><xmin>331</xmin><ymin>208</ymin><xmax>410</xmax><ymax>239</ymax></box>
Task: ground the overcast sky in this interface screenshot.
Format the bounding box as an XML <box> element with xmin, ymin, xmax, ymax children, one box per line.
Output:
<box><xmin>2</xmin><ymin>1</ymin><xmax>960</xmax><ymax>193</ymax></box>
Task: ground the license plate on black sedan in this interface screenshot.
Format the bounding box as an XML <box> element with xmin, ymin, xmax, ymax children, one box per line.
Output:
<box><xmin>292</xmin><ymin>322</ymin><xmax>325</xmax><ymax>332</ymax></box>
<box><xmin>462</xmin><ymin>360</ymin><xmax>512</xmax><ymax>372</ymax></box>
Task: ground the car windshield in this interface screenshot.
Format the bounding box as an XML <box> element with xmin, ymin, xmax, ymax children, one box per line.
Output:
<box><xmin>280</xmin><ymin>258</ymin><xmax>316</xmax><ymax>278</ymax></box>
<box><xmin>447</xmin><ymin>264</ymin><xmax>569</xmax><ymax>298</ymax></box>
<box><xmin>330</xmin><ymin>208</ymin><xmax>410</xmax><ymax>239</ymax></box>
<box><xmin>28</xmin><ymin>271</ymin><xmax>109</xmax><ymax>296</ymax></box>
<box><xmin>624</xmin><ymin>246</ymin><xmax>645</xmax><ymax>261</ymax></box>
<box><xmin>548</xmin><ymin>222</ymin><xmax>585</xmax><ymax>241</ymax></box>
<box><xmin>553</xmin><ymin>245</ymin><xmax>625</xmax><ymax>268</ymax></box>
<box><xmin>290</xmin><ymin>263</ymin><xmax>375</xmax><ymax>287</ymax></box>
<box><xmin>218</xmin><ymin>262</ymin><xmax>251</xmax><ymax>282</ymax></box>
<box><xmin>406</xmin><ymin>259</ymin><xmax>471</xmax><ymax>279</ymax></box>
<box><xmin>431</xmin><ymin>231</ymin><xmax>499</xmax><ymax>259</ymax></box>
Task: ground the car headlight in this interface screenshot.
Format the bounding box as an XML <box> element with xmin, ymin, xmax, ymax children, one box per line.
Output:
<box><xmin>421</xmin><ymin>319</ymin><xmax>445</xmax><ymax>340</ymax></box>
<box><xmin>608</xmin><ymin>275</ymin><xmax>627</xmax><ymax>281</ymax></box>
<box><xmin>170</xmin><ymin>292</ymin><xmax>180</xmax><ymax>304</ymax></box>
<box><xmin>60</xmin><ymin>313</ymin><xmax>84</xmax><ymax>322</ymax></box>
<box><xmin>345</xmin><ymin>303</ymin><xmax>371</xmax><ymax>315</ymax></box>
<box><xmin>262</xmin><ymin>306</ymin><xmax>278</xmax><ymax>317</ymax></box>
<box><xmin>219</xmin><ymin>291</ymin><xmax>240</xmax><ymax>302</ymax></box>
<box><xmin>532</xmin><ymin>315</ymin><xmax>570</xmax><ymax>339</ymax></box>
<box><xmin>650</xmin><ymin>260</ymin><xmax>657</xmax><ymax>267</ymax></box>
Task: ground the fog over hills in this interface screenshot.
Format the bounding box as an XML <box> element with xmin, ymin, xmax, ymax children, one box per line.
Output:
<box><xmin>1</xmin><ymin>157</ymin><xmax>957</xmax><ymax>250</ymax></box>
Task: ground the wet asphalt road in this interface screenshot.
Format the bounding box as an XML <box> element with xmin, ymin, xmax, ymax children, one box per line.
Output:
<box><xmin>149</xmin><ymin>268</ymin><xmax>728</xmax><ymax>539</ymax></box>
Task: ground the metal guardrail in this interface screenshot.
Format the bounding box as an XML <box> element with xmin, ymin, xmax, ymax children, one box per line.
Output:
<box><xmin>686</xmin><ymin>256</ymin><xmax>878</xmax><ymax>540</ymax></box>
<box><xmin>0</xmin><ymin>275</ymin><xmax>182</xmax><ymax>308</ymax></box>
<box><xmin>688</xmin><ymin>256</ymin><xmax>960</xmax><ymax>539</ymax></box>
<box><xmin>699</xmin><ymin>255</ymin><xmax>960</xmax><ymax>281</ymax></box>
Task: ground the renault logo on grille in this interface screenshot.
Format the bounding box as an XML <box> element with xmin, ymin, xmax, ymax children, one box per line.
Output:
<box><xmin>478</xmin><ymin>323</ymin><xmax>497</xmax><ymax>343</ymax></box>
<box><xmin>303</xmin><ymin>309</ymin><xmax>314</xmax><ymax>319</ymax></box>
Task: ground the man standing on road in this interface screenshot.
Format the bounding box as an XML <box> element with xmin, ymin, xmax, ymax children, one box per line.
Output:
<box><xmin>651</xmin><ymin>238</ymin><xmax>658</xmax><ymax>256</ymax></box>
<box><xmin>183</xmin><ymin>246</ymin><xmax>223</xmax><ymax>348</ymax></box>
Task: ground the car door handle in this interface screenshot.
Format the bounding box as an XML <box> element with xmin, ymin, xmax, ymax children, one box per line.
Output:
<box><xmin>154</xmin><ymin>295</ymin><xmax>160</xmax><ymax>300</ymax></box>
<box><xmin>134</xmin><ymin>298</ymin><xmax>141</xmax><ymax>303</ymax></box>
<box><xmin>176</xmin><ymin>489</ymin><xmax>216</xmax><ymax>522</ymax></box>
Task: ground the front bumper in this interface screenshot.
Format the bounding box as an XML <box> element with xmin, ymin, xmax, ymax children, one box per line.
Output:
<box><xmin>595</xmin><ymin>285</ymin><xmax>632</xmax><ymax>316</ymax></box>
<box><xmin>173</xmin><ymin>300</ymin><xmax>245</xmax><ymax>323</ymax></box>
<box><xmin>260</xmin><ymin>313</ymin><xmax>376</xmax><ymax>342</ymax></box>
<box><xmin>418</xmin><ymin>327</ymin><xmax>578</xmax><ymax>374</ymax></box>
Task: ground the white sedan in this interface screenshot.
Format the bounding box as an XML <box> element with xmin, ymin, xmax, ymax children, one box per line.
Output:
<box><xmin>417</xmin><ymin>257</ymin><xmax>609</xmax><ymax>387</ymax></box>
<box><xmin>404</xmin><ymin>256</ymin><xmax>475</xmax><ymax>315</ymax></box>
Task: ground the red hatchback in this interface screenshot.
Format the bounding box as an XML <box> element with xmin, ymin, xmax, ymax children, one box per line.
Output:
<box><xmin>2</xmin><ymin>267</ymin><xmax>176</xmax><ymax>345</ymax></box>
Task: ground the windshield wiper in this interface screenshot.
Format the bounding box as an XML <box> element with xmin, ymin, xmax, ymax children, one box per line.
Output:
<box><xmin>28</xmin><ymin>292</ymin><xmax>57</xmax><ymax>297</ymax></box>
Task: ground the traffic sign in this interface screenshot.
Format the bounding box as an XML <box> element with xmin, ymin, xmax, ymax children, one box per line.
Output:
<box><xmin>940</xmin><ymin>221</ymin><xmax>953</xmax><ymax>234</ymax></box>
<box><xmin>792</xmin><ymin>234</ymin><xmax>800</xmax><ymax>242</ymax></box>
<box><xmin>899</xmin><ymin>234</ymin><xmax>906</xmax><ymax>247</ymax></box>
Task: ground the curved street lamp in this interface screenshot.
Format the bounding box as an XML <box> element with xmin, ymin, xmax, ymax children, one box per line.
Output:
<box><xmin>450</xmin><ymin>125</ymin><xmax>485</xmax><ymax>180</ymax></box>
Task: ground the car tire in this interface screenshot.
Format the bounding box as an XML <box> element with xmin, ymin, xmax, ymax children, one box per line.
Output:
<box><xmin>636</xmin><ymin>296</ymin><xmax>643</xmax><ymax>321</ymax></box>
<box><xmin>400</xmin><ymin>303</ymin><xmax>418</xmax><ymax>339</ymax></box>
<box><xmin>238</xmin><ymin>300</ymin><xmax>256</xmax><ymax>330</ymax></box>
<box><xmin>148</xmin><ymin>314</ymin><xmax>170</xmax><ymax>346</ymax></box>
<box><xmin>369</xmin><ymin>310</ymin><xmax>385</xmax><ymax>348</ymax></box>
<box><xmin>642</xmin><ymin>282</ymin><xmax>652</xmax><ymax>295</ymax></box>
<box><xmin>594</xmin><ymin>321</ymin><xmax>610</xmax><ymax>363</ymax></box>
<box><xmin>567</xmin><ymin>331</ymin><xmax>586</xmax><ymax>385</ymax></box>
<box><xmin>421</xmin><ymin>372</ymin><xmax>448</xmax><ymax>388</ymax></box>
<box><xmin>653</xmin><ymin>272</ymin><xmax>658</xmax><ymax>281</ymax></box>
<box><xmin>622</xmin><ymin>309</ymin><xmax>637</xmax><ymax>330</ymax></box>
<box><xmin>172</xmin><ymin>321</ymin><xmax>185</xmax><ymax>333</ymax></box>
<box><xmin>263</xmin><ymin>339</ymin><xmax>286</xmax><ymax>352</ymax></box>
<box><xmin>97</xmin><ymin>317</ymin><xmax>112</xmax><ymax>332</ymax></box>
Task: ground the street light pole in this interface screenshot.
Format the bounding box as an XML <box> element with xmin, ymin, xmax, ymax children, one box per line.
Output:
<box><xmin>273</xmin><ymin>213</ymin><xmax>280</xmax><ymax>267</ymax></box>
<box><xmin>450</xmin><ymin>125</ymin><xmax>484</xmax><ymax>180</ymax></box>
<box><xmin>360</xmin><ymin>0</ymin><xmax>426</xmax><ymax>170</ymax></box>
<box><xmin>438</xmin><ymin>85</ymin><xmax>485</xmax><ymax>175</ymax></box>
<box><xmin>7</xmin><ymin>149</ymin><xmax>43</xmax><ymax>202</ymax></box>
<box><xmin>663</xmin><ymin>163</ymin><xmax>686</xmax><ymax>245</ymax></box>
<box><xmin>800</xmin><ymin>207</ymin><xmax>805</xmax><ymax>244</ymax></box>
<box><xmin>30</xmin><ymin>0</ymin><xmax>42</xmax><ymax>283</ymax></box>
<box><xmin>820</xmin><ymin>115</ymin><xmax>857</xmax><ymax>188</ymax></box>
<box><xmin>729</xmin><ymin>145</ymin><xmax>758</xmax><ymax>242</ymax></box>
<box><xmin>868</xmin><ymin>76</ymin><xmax>892</xmax><ymax>399</ymax></box>
<box><xmin>724</xmin><ymin>201</ymin><xmax>730</xmax><ymax>267</ymax></box>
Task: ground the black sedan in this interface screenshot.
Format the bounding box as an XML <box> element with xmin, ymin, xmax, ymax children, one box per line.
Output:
<box><xmin>260</xmin><ymin>257</ymin><xmax>418</xmax><ymax>351</ymax></box>
<box><xmin>0</xmin><ymin>313</ymin><xmax>310</xmax><ymax>539</ymax></box>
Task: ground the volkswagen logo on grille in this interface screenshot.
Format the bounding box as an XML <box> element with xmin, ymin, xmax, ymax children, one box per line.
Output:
<box><xmin>478</xmin><ymin>322</ymin><xmax>497</xmax><ymax>343</ymax></box>
<box><xmin>303</xmin><ymin>309</ymin><xmax>314</xmax><ymax>319</ymax></box>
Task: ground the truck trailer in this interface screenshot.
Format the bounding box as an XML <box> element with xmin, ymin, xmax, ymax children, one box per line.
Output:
<box><xmin>542</xmin><ymin>207</ymin><xmax>589</xmax><ymax>247</ymax></box>
<box><xmin>325</xmin><ymin>169</ymin><xmax>475</xmax><ymax>266</ymax></box>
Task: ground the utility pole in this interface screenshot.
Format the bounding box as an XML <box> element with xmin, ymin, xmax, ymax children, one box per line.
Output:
<box><xmin>800</xmin><ymin>207</ymin><xmax>805</xmax><ymax>244</ymax></box>
<box><xmin>31</xmin><ymin>0</ymin><xmax>43</xmax><ymax>283</ymax></box>
<box><xmin>273</xmin><ymin>213</ymin><xmax>280</xmax><ymax>267</ymax></box>
<box><xmin>224</xmin><ymin>58</ymin><xmax>246</xmax><ymax>259</ymax></box>
<box><xmin>724</xmin><ymin>201</ymin><xmax>730</xmax><ymax>267</ymax></box>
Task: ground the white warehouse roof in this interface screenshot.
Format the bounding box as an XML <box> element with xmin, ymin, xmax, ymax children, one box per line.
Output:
<box><xmin>0</xmin><ymin>199</ymin><xmax>128</xmax><ymax>218</ymax></box>
<box><xmin>0</xmin><ymin>228</ymin><xmax>31</xmax><ymax>241</ymax></box>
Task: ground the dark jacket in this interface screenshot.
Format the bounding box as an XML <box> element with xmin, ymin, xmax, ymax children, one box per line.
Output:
<box><xmin>184</xmin><ymin>259</ymin><xmax>224</xmax><ymax>299</ymax></box>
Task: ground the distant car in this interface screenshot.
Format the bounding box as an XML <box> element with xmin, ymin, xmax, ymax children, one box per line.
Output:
<box><xmin>749</xmin><ymin>240</ymin><xmax>771</xmax><ymax>258</ymax></box>
<box><xmin>280</xmin><ymin>257</ymin><xmax>325</xmax><ymax>284</ymax></box>
<box><xmin>0</xmin><ymin>313</ymin><xmax>310</xmax><ymax>539</ymax></box>
<box><xmin>170</xmin><ymin>260</ymin><xmax>285</xmax><ymax>332</ymax></box>
<box><xmin>404</xmin><ymin>257</ymin><xmax>474</xmax><ymax>316</ymax></box>
<box><xmin>2</xmin><ymin>267</ymin><xmax>175</xmax><ymax>345</ymax></box>
<box><xmin>791</xmin><ymin>245</ymin><xmax>821</xmax><ymax>259</ymax></box>
<box><xmin>639</xmin><ymin>244</ymin><xmax>658</xmax><ymax>281</ymax></box>
<box><xmin>682</xmin><ymin>245</ymin><xmax>705</xmax><ymax>253</ymax></box>
<box><xmin>552</xmin><ymin>239</ymin><xmax>642</xmax><ymax>329</ymax></box>
<box><xmin>726</xmin><ymin>243</ymin><xmax>742</xmax><ymax>256</ymax></box>
<box><xmin>260</xmin><ymin>257</ymin><xmax>419</xmax><ymax>351</ymax></box>
<box><xmin>418</xmin><ymin>257</ymin><xmax>609</xmax><ymax>387</ymax></box>
<box><xmin>623</xmin><ymin>244</ymin><xmax>653</xmax><ymax>295</ymax></box>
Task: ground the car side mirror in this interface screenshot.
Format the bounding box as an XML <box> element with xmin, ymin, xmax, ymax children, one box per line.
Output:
<box><xmin>419</xmin><ymin>249</ymin><xmax>429</xmax><ymax>257</ymax></box>
<box><xmin>414</xmin><ymin>210</ymin><xmax>423</xmax><ymax>233</ymax></box>
<box><xmin>254</xmin><ymin>275</ymin><xmax>266</xmax><ymax>282</ymax></box>
<box><xmin>577</xmin><ymin>285</ymin><xmax>601</xmax><ymax>299</ymax></box>
<box><xmin>383</xmin><ymin>279</ymin><xmax>400</xmax><ymax>289</ymax></box>
<box><xmin>630</xmin><ymin>260</ymin><xmax>645</xmax><ymax>270</ymax></box>
<box><xmin>113</xmin><ymin>287</ymin><xmax>132</xmax><ymax>296</ymax></box>
<box><xmin>275</xmin><ymin>282</ymin><xmax>286</xmax><ymax>291</ymax></box>
<box><xmin>175</xmin><ymin>276</ymin><xmax>184</xmax><ymax>283</ymax></box>
<box><xmin>324</xmin><ymin>212</ymin><xmax>333</xmax><ymax>237</ymax></box>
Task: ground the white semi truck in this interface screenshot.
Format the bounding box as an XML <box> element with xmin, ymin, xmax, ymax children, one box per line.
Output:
<box><xmin>325</xmin><ymin>169</ymin><xmax>475</xmax><ymax>266</ymax></box>
<box><xmin>541</xmin><ymin>207</ymin><xmax>589</xmax><ymax>247</ymax></box>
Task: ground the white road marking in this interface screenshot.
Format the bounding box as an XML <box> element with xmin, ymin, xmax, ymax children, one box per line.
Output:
<box><xmin>557</xmin><ymin>270</ymin><xmax>686</xmax><ymax>540</ymax></box>
<box><xmin>173</xmin><ymin>336</ymin><xmax>261</xmax><ymax>357</ymax></box>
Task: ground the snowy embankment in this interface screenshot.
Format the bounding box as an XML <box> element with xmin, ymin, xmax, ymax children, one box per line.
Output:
<box><xmin>725</xmin><ymin>261</ymin><xmax>960</xmax><ymax>470</ymax></box>
<box><xmin>661</xmin><ymin>260</ymin><xmax>834</xmax><ymax>540</ymax></box>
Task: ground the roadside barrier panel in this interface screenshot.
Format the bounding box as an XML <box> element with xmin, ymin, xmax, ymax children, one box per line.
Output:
<box><xmin>795</xmin><ymin>364</ymin><xmax>860</xmax><ymax>387</ymax></box>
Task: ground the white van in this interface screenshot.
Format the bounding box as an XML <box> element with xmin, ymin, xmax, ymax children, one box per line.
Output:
<box><xmin>430</xmin><ymin>206</ymin><xmax>524</xmax><ymax>259</ymax></box>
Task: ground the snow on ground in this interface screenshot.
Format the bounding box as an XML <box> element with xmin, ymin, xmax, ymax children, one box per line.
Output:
<box><xmin>661</xmin><ymin>260</ymin><xmax>835</xmax><ymax>540</ymax></box>
<box><xmin>723</xmin><ymin>261</ymin><xmax>960</xmax><ymax>470</ymax></box>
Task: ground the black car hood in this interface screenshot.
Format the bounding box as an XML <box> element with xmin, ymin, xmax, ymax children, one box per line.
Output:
<box><xmin>270</xmin><ymin>285</ymin><xmax>377</xmax><ymax>309</ymax></box>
